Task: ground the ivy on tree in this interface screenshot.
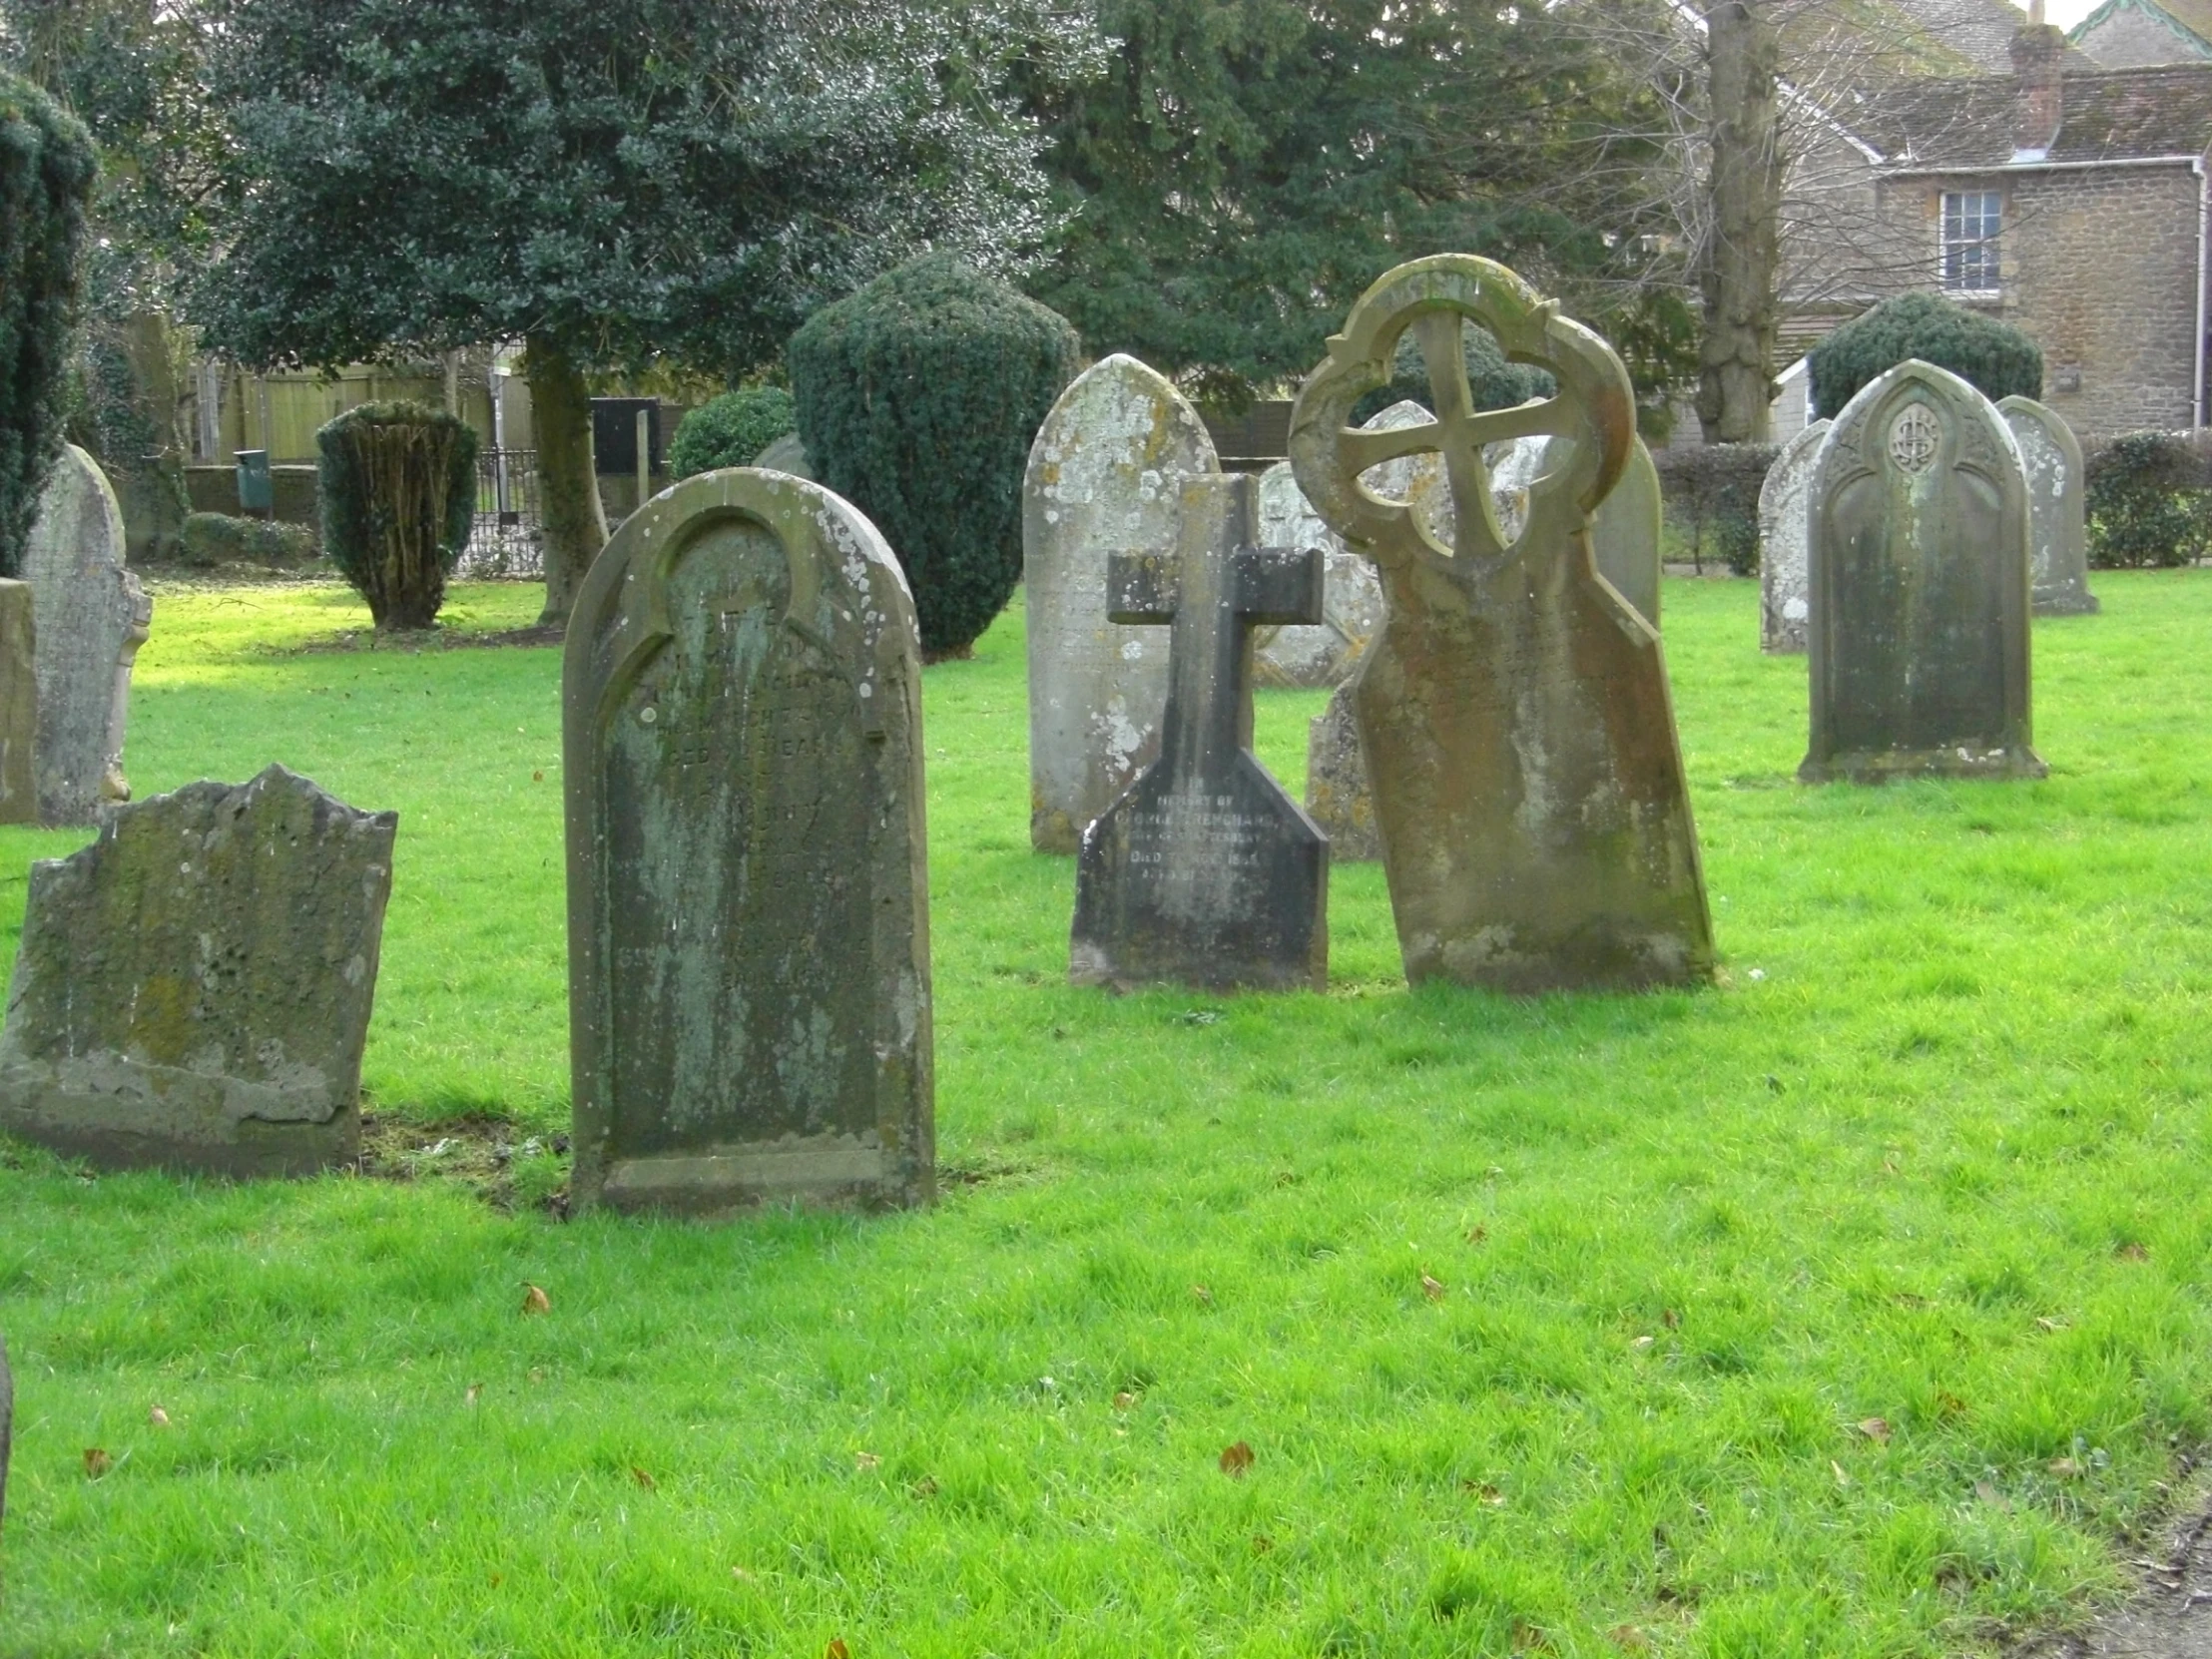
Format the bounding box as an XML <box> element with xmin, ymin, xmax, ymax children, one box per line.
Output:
<box><xmin>191</xmin><ymin>0</ymin><xmax>1103</xmax><ymax>626</ymax></box>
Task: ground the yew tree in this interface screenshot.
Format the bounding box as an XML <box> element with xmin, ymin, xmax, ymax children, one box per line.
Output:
<box><xmin>193</xmin><ymin>0</ymin><xmax>1098</xmax><ymax>626</ymax></box>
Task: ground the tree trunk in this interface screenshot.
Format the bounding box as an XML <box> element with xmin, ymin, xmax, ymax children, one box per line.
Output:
<box><xmin>526</xmin><ymin>333</ymin><xmax>607</xmax><ymax>629</ymax></box>
<box><xmin>1697</xmin><ymin>0</ymin><xmax>1783</xmax><ymax>444</ymax></box>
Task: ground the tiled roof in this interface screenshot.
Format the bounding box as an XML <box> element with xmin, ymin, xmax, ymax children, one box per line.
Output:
<box><xmin>1841</xmin><ymin>62</ymin><xmax>2212</xmax><ymax>164</ymax></box>
<box><xmin>1875</xmin><ymin>0</ymin><xmax>2101</xmax><ymax>72</ymax></box>
<box><xmin>2073</xmin><ymin>0</ymin><xmax>2212</xmax><ymax>58</ymax></box>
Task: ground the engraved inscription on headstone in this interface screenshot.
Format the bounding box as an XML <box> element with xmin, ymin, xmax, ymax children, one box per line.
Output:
<box><xmin>0</xmin><ymin>582</ymin><xmax>32</xmax><ymax>826</ymax></box>
<box><xmin>20</xmin><ymin>444</ymin><xmax>151</xmax><ymax>826</ymax></box>
<box><xmin>564</xmin><ymin>468</ymin><xmax>932</xmax><ymax>1214</ymax></box>
<box><xmin>1024</xmin><ymin>354</ymin><xmax>1219</xmax><ymax>852</ymax></box>
<box><xmin>1997</xmin><ymin>395</ymin><xmax>2099</xmax><ymax>617</ymax></box>
<box><xmin>0</xmin><ymin>766</ymin><xmax>396</xmax><ymax>1175</ymax></box>
<box><xmin>1801</xmin><ymin>359</ymin><xmax>2043</xmax><ymax>783</ymax></box>
<box><xmin>1071</xmin><ymin>472</ymin><xmax>1328</xmax><ymax>991</ymax></box>
<box><xmin>1759</xmin><ymin>419</ymin><xmax>1830</xmax><ymax>653</ymax></box>
<box><xmin>1290</xmin><ymin>255</ymin><xmax>1712</xmax><ymax>990</ymax></box>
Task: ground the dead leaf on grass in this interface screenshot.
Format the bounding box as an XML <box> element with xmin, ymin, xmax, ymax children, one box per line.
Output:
<box><xmin>909</xmin><ymin>1476</ymin><xmax>938</xmax><ymax>1498</ymax></box>
<box><xmin>1220</xmin><ymin>1441</ymin><xmax>1255</xmax><ymax>1477</ymax></box>
<box><xmin>465</xmin><ymin>1383</ymin><xmax>482</xmax><ymax>1407</ymax></box>
<box><xmin>2117</xmin><ymin>1242</ymin><xmax>2149</xmax><ymax>1261</ymax></box>
<box><xmin>1461</xmin><ymin>1480</ymin><xmax>1505</xmax><ymax>1506</ymax></box>
<box><xmin>532</xmin><ymin>770</ymin><xmax>545</xmax><ymax>783</ymax></box>
<box><xmin>1420</xmin><ymin>1274</ymin><xmax>1447</xmax><ymax>1302</ymax></box>
<box><xmin>826</xmin><ymin>1641</ymin><xmax>851</xmax><ymax>1659</ymax></box>
<box><xmin>148</xmin><ymin>1405</ymin><xmax>170</xmax><ymax>1427</ymax></box>
<box><xmin>1112</xmin><ymin>1390</ymin><xmax>1137</xmax><ymax>1411</ymax></box>
<box><xmin>84</xmin><ymin>1447</ymin><xmax>113</xmax><ymax>1478</ymax></box>
<box><xmin>1465</xmin><ymin>1226</ymin><xmax>1488</xmax><ymax>1246</ymax></box>
<box><xmin>2035</xmin><ymin>1316</ymin><xmax>2069</xmax><ymax>1333</ymax></box>
<box><xmin>1831</xmin><ymin>1460</ymin><xmax>1851</xmax><ymax>1487</ymax></box>
<box><xmin>1975</xmin><ymin>1479</ymin><xmax>2012</xmax><ymax>1510</ymax></box>
<box><xmin>1608</xmin><ymin>1626</ymin><xmax>1653</xmax><ymax>1652</ymax></box>
<box><xmin>630</xmin><ymin>1466</ymin><xmax>656</xmax><ymax>1490</ymax></box>
<box><xmin>1661</xmin><ymin>1308</ymin><xmax>1680</xmax><ymax>1330</ymax></box>
<box><xmin>1630</xmin><ymin>1335</ymin><xmax>1655</xmax><ymax>1350</ymax></box>
<box><xmin>1252</xmin><ymin>1534</ymin><xmax>1274</xmax><ymax>1554</ymax></box>
<box><xmin>521</xmin><ymin>1284</ymin><xmax>551</xmax><ymax>1316</ymax></box>
<box><xmin>1855</xmin><ymin>1417</ymin><xmax>1892</xmax><ymax>1443</ymax></box>
<box><xmin>854</xmin><ymin>1451</ymin><xmax>881</xmax><ymax>1471</ymax></box>
<box><xmin>1191</xmin><ymin>1285</ymin><xmax>1213</xmax><ymax>1305</ymax></box>
<box><xmin>2049</xmin><ymin>1456</ymin><xmax>2084</xmax><ymax>1478</ymax></box>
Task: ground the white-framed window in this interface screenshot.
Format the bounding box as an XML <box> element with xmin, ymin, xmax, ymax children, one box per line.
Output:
<box><xmin>1940</xmin><ymin>190</ymin><xmax>2002</xmax><ymax>293</ymax></box>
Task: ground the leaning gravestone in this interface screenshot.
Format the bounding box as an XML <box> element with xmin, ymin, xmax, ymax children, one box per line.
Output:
<box><xmin>0</xmin><ymin>766</ymin><xmax>396</xmax><ymax>1174</ymax></box>
<box><xmin>1025</xmin><ymin>355</ymin><xmax>1218</xmax><ymax>852</ymax></box>
<box><xmin>20</xmin><ymin>445</ymin><xmax>152</xmax><ymax>826</ymax></box>
<box><xmin>1997</xmin><ymin>395</ymin><xmax>2098</xmax><ymax>616</ymax></box>
<box><xmin>0</xmin><ymin>582</ymin><xmax>32</xmax><ymax>825</ymax></box>
<box><xmin>1291</xmin><ymin>256</ymin><xmax>1713</xmax><ymax>989</ymax></box>
<box><xmin>1801</xmin><ymin>359</ymin><xmax>2042</xmax><ymax>783</ymax></box>
<box><xmin>1251</xmin><ymin>460</ymin><xmax>1385</xmax><ymax>688</ymax></box>
<box><xmin>1759</xmin><ymin>419</ymin><xmax>1830</xmax><ymax>653</ymax></box>
<box><xmin>1071</xmin><ymin>472</ymin><xmax>1328</xmax><ymax>990</ymax></box>
<box><xmin>564</xmin><ymin>468</ymin><xmax>932</xmax><ymax>1213</ymax></box>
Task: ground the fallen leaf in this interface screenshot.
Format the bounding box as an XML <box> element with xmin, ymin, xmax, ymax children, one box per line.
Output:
<box><xmin>1461</xmin><ymin>1480</ymin><xmax>1505</xmax><ymax>1506</ymax></box>
<box><xmin>630</xmin><ymin>1466</ymin><xmax>656</xmax><ymax>1490</ymax></box>
<box><xmin>1251</xmin><ymin>1534</ymin><xmax>1275</xmax><ymax>1554</ymax></box>
<box><xmin>2117</xmin><ymin>1242</ymin><xmax>2149</xmax><ymax>1261</ymax></box>
<box><xmin>1831</xmin><ymin>1459</ymin><xmax>1851</xmax><ymax>1487</ymax></box>
<box><xmin>854</xmin><ymin>1451</ymin><xmax>881</xmax><ymax>1471</ymax></box>
<box><xmin>826</xmin><ymin>1641</ymin><xmax>851</xmax><ymax>1659</ymax></box>
<box><xmin>521</xmin><ymin>1284</ymin><xmax>550</xmax><ymax>1316</ymax></box>
<box><xmin>532</xmin><ymin>770</ymin><xmax>545</xmax><ymax>783</ymax></box>
<box><xmin>1936</xmin><ymin>1389</ymin><xmax>1967</xmax><ymax>1416</ymax></box>
<box><xmin>1420</xmin><ymin>1274</ymin><xmax>1447</xmax><ymax>1302</ymax></box>
<box><xmin>84</xmin><ymin>1447</ymin><xmax>113</xmax><ymax>1478</ymax></box>
<box><xmin>1191</xmin><ymin>1285</ymin><xmax>1213</xmax><ymax>1305</ymax></box>
<box><xmin>489</xmin><ymin>1571</ymin><xmax>503</xmax><ymax>1588</ymax></box>
<box><xmin>1112</xmin><ymin>1390</ymin><xmax>1137</xmax><ymax>1411</ymax></box>
<box><xmin>465</xmin><ymin>1383</ymin><xmax>482</xmax><ymax>1406</ymax></box>
<box><xmin>2049</xmin><ymin>1456</ymin><xmax>2084</xmax><ymax>1478</ymax></box>
<box><xmin>2036</xmin><ymin>1316</ymin><xmax>2069</xmax><ymax>1333</ymax></box>
<box><xmin>1631</xmin><ymin>1335</ymin><xmax>1655</xmax><ymax>1350</ymax></box>
<box><xmin>528</xmin><ymin>1368</ymin><xmax>544</xmax><ymax>1383</ymax></box>
<box><xmin>909</xmin><ymin>1476</ymin><xmax>938</xmax><ymax>1498</ymax></box>
<box><xmin>1975</xmin><ymin>1479</ymin><xmax>2012</xmax><ymax>1510</ymax></box>
<box><xmin>1609</xmin><ymin>1626</ymin><xmax>1653</xmax><ymax>1652</ymax></box>
<box><xmin>1220</xmin><ymin>1441</ymin><xmax>1255</xmax><ymax>1477</ymax></box>
<box><xmin>1661</xmin><ymin>1308</ymin><xmax>1680</xmax><ymax>1330</ymax></box>
<box><xmin>1856</xmin><ymin>1417</ymin><xmax>1892</xmax><ymax>1443</ymax></box>
<box><xmin>1274</xmin><ymin>1171</ymin><xmax>1299</xmax><ymax>1187</ymax></box>
<box><xmin>1465</xmin><ymin>1226</ymin><xmax>1488</xmax><ymax>1246</ymax></box>
<box><xmin>148</xmin><ymin>1405</ymin><xmax>170</xmax><ymax>1428</ymax></box>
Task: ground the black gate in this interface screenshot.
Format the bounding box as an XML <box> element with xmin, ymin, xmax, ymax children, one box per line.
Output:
<box><xmin>463</xmin><ymin>446</ymin><xmax>543</xmax><ymax>577</ymax></box>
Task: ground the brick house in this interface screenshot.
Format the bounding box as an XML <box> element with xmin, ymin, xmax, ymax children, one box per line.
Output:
<box><xmin>1781</xmin><ymin>19</ymin><xmax>2212</xmax><ymax>436</ymax></box>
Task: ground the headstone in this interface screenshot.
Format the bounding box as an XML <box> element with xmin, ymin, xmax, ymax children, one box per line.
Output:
<box><xmin>20</xmin><ymin>445</ymin><xmax>152</xmax><ymax>826</ymax></box>
<box><xmin>1070</xmin><ymin>472</ymin><xmax>1328</xmax><ymax>990</ymax></box>
<box><xmin>0</xmin><ymin>766</ymin><xmax>396</xmax><ymax>1175</ymax></box>
<box><xmin>1304</xmin><ymin>684</ymin><xmax>1380</xmax><ymax>860</ymax></box>
<box><xmin>1759</xmin><ymin>418</ymin><xmax>1829</xmax><ymax>653</ymax></box>
<box><xmin>1998</xmin><ymin>395</ymin><xmax>2099</xmax><ymax>616</ymax></box>
<box><xmin>563</xmin><ymin>468</ymin><xmax>932</xmax><ymax>1213</ymax></box>
<box><xmin>1024</xmin><ymin>354</ymin><xmax>1218</xmax><ymax>852</ymax></box>
<box><xmin>1290</xmin><ymin>256</ymin><xmax>1712</xmax><ymax>990</ymax></box>
<box><xmin>751</xmin><ymin>431</ymin><xmax>814</xmax><ymax>480</ymax></box>
<box><xmin>1489</xmin><ymin>433</ymin><xmax>1661</xmax><ymax>626</ymax></box>
<box><xmin>1800</xmin><ymin>359</ymin><xmax>2043</xmax><ymax>783</ymax></box>
<box><xmin>0</xmin><ymin>582</ymin><xmax>32</xmax><ymax>826</ymax></box>
<box><xmin>1250</xmin><ymin>460</ymin><xmax>1385</xmax><ymax>688</ymax></box>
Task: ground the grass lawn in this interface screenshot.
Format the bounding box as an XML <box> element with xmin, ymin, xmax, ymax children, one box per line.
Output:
<box><xmin>5</xmin><ymin>569</ymin><xmax>2212</xmax><ymax>1656</ymax></box>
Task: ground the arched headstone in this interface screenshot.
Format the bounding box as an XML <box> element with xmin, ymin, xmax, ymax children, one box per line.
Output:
<box><xmin>1291</xmin><ymin>257</ymin><xmax>1712</xmax><ymax>990</ymax></box>
<box><xmin>1801</xmin><ymin>360</ymin><xmax>2042</xmax><ymax>783</ymax></box>
<box><xmin>563</xmin><ymin>469</ymin><xmax>932</xmax><ymax>1212</ymax></box>
<box><xmin>1997</xmin><ymin>395</ymin><xmax>2098</xmax><ymax>617</ymax></box>
<box><xmin>1023</xmin><ymin>355</ymin><xmax>1217</xmax><ymax>852</ymax></box>
<box><xmin>1759</xmin><ymin>419</ymin><xmax>1830</xmax><ymax>654</ymax></box>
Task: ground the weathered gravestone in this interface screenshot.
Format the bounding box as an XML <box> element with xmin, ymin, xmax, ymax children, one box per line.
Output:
<box><xmin>0</xmin><ymin>765</ymin><xmax>395</xmax><ymax>1175</ymax></box>
<box><xmin>564</xmin><ymin>468</ymin><xmax>932</xmax><ymax>1213</ymax></box>
<box><xmin>1759</xmin><ymin>419</ymin><xmax>1830</xmax><ymax>653</ymax></box>
<box><xmin>1291</xmin><ymin>256</ymin><xmax>1713</xmax><ymax>989</ymax></box>
<box><xmin>1251</xmin><ymin>460</ymin><xmax>1385</xmax><ymax>688</ymax></box>
<box><xmin>1997</xmin><ymin>395</ymin><xmax>2099</xmax><ymax>617</ymax></box>
<box><xmin>1025</xmin><ymin>354</ymin><xmax>1218</xmax><ymax>852</ymax></box>
<box><xmin>1491</xmin><ymin>434</ymin><xmax>1662</xmax><ymax>628</ymax></box>
<box><xmin>0</xmin><ymin>582</ymin><xmax>32</xmax><ymax>826</ymax></box>
<box><xmin>1801</xmin><ymin>359</ymin><xmax>2043</xmax><ymax>783</ymax></box>
<box><xmin>1070</xmin><ymin>472</ymin><xmax>1328</xmax><ymax>991</ymax></box>
<box><xmin>751</xmin><ymin>432</ymin><xmax>814</xmax><ymax>480</ymax></box>
<box><xmin>20</xmin><ymin>444</ymin><xmax>152</xmax><ymax>826</ymax></box>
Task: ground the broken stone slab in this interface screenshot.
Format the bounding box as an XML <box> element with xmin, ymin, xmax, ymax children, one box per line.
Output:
<box><xmin>0</xmin><ymin>765</ymin><xmax>396</xmax><ymax>1175</ymax></box>
<box><xmin>1760</xmin><ymin>419</ymin><xmax>1829</xmax><ymax>654</ymax></box>
<box><xmin>1997</xmin><ymin>395</ymin><xmax>2099</xmax><ymax>617</ymax></box>
<box><xmin>564</xmin><ymin>468</ymin><xmax>933</xmax><ymax>1214</ymax></box>
<box><xmin>0</xmin><ymin>581</ymin><xmax>32</xmax><ymax>826</ymax></box>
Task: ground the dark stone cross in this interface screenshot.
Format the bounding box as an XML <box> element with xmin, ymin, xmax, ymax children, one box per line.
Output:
<box><xmin>1070</xmin><ymin>472</ymin><xmax>1330</xmax><ymax>991</ymax></box>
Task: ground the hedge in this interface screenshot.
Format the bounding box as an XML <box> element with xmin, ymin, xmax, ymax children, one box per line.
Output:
<box><xmin>1810</xmin><ymin>292</ymin><xmax>2040</xmax><ymax>418</ymax></box>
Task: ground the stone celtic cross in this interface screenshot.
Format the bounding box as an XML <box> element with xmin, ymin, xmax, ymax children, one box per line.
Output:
<box><xmin>1289</xmin><ymin>254</ymin><xmax>1712</xmax><ymax>992</ymax></box>
<box><xmin>1070</xmin><ymin>472</ymin><xmax>1329</xmax><ymax>991</ymax></box>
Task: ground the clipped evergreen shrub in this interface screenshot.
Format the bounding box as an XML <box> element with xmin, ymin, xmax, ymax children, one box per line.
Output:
<box><xmin>0</xmin><ymin>69</ymin><xmax>98</xmax><ymax>578</ymax></box>
<box><xmin>180</xmin><ymin>511</ymin><xmax>319</xmax><ymax>569</ymax></box>
<box><xmin>789</xmin><ymin>254</ymin><xmax>1081</xmax><ymax>658</ymax></box>
<box><xmin>315</xmin><ymin>401</ymin><xmax>478</xmax><ymax>629</ymax></box>
<box><xmin>669</xmin><ymin>386</ymin><xmax>797</xmax><ymax>479</ymax></box>
<box><xmin>1654</xmin><ymin>443</ymin><xmax>1776</xmax><ymax>575</ymax></box>
<box><xmin>1353</xmin><ymin>325</ymin><xmax>1554</xmax><ymax>425</ymax></box>
<box><xmin>1810</xmin><ymin>292</ymin><xmax>2040</xmax><ymax>418</ymax></box>
<box><xmin>2084</xmin><ymin>431</ymin><xmax>2212</xmax><ymax>568</ymax></box>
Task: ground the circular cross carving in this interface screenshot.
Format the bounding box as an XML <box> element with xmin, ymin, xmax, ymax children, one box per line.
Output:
<box><xmin>1888</xmin><ymin>403</ymin><xmax>1941</xmax><ymax>474</ymax></box>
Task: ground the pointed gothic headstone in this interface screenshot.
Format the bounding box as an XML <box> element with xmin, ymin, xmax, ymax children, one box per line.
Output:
<box><xmin>1024</xmin><ymin>354</ymin><xmax>1218</xmax><ymax>852</ymax></box>
<box><xmin>564</xmin><ymin>469</ymin><xmax>932</xmax><ymax>1213</ymax></box>
<box><xmin>1070</xmin><ymin>473</ymin><xmax>1328</xmax><ymax>991</ymax></box>
<box><xmin>1290</xmin><ymin>256</ymin><xmax>1712</xmax><ymax>990</ymax></box>
<box><xmin>20</xmin><ymin>445</ymin><xmax>151</xmax><ymax>826</ymax></box>
<box><xmin>1760</xmin><ymin>419</ymin><xmax>1830</xmax><ymax>653</ymax></box>
<box><xmin>1997</xmin><ymin>396</ymin><xmax>2098</xmax><ymax>617</ymax></box>
<box><xmin>1801</xmin><ymin>360</ymin><xmax>2042</xmax><ymax>783</ymax></box>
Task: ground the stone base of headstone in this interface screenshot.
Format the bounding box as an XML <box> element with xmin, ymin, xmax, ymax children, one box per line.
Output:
<box><xmin>1304</xmin><ymin>682</ymin><xmax>1380</xmax><ymax>860</ymax></box>
<box><xmin>0</xmin><ymin>766</ymin><xmax>395</xmax><ymax>1177</ymax></box>
<box><xmin>1797</xmin><ymin>743</ymin><xmax>2046</xmax><ymax>785</ymax></box>
<box><xmin>0</xmin><ymin>582</ymin><xmax>33</xmax><ymax>826</ymax></box>
<box><xmin>2034</xmin><ymin>586</ymin><xmax>2100</xmax><ymax>617</ymax></box>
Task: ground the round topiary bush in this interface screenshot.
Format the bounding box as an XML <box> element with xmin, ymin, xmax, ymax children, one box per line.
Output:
<box><xmin>789</xmin><ymin>253</ymin><xmax>1081</xmax><ymax>659</ymax></box>
<box><xmin>0</xmin><ymin>69</ymin><xmax>98</xmax><ymax>579</ymax></box>
<box><xmin>2084</xmin><ymin>431</ymin><xmax>2212</xmax><ymax>568</ymax></box>
<box><xmin>1810</xmin><ymin>292</ymin><xmax>2041</xmax><ymax>418</ymax></box>
<box><xmin>315</xmin><ymin>400</ymin><xmax>478</xmax><ymax>630</ymax></box>
<box><xmin>669</xmin><ymin>386</ymin><xmax>797</xmax><ymax>479</ymax></box>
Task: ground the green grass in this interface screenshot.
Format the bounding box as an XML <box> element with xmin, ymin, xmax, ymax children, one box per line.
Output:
<box><xmin>6</xmin><ymin>570</ymin><xmax>2212</xmax><ymax>1656</ymax></box>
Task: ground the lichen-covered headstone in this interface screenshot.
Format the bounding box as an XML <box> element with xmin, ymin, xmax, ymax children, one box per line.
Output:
<box><xmin>20</xmin><ymin>444</ymin><xmax>152</xmax><ymax>826</ymax></box>
<box><xmin>1997</xmin><ymin>395</ymin><xmax>2098</xmax><ymax>617</ymax></box>
<box><xmin>1071</xmin><ymin>473</ymin><xmax>1328</xmax><ymax>990</ymax></box>
<box><xmin>563</xmin><ymin>468</ymin><xmax>932</xmax><ymax>1214</ymax></box>
<box><xmin>1491</xmin><ymin>433</ymin><xmax>1661</xmax><ymax>626</ymax></box>
<box><xmin>1759</xmin><ymin>419</ymin><xmax>1829</xmax><ymax>653</ymax></box>
<box><xmin>0</xmin><ymin>766</ymin><xmax>396</xmax><ymax>1175</ymax></box>
<box><xmin>0</xmin><ymin>582</ymin><xmax>33</xmax><ymax>825</ymax></box>
<box><xmin>1024</xmin><ymin>355</ymin><xmax>1218</xmax><ymax>852</ymax></box>
<box><xmin>1801</xmin><ymin>359</ymin><xmax>2042</xmax><ymax>783</ymax></box>
<box><xmin>1291</xmin><ymin>256</ymin><xmax>1712</xmax><ymax>990</ymax></box>
<box><xmin>1251</xmin><ymin>461</ymin><xmax>1385</xmax><ymax>688</ymax></box>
